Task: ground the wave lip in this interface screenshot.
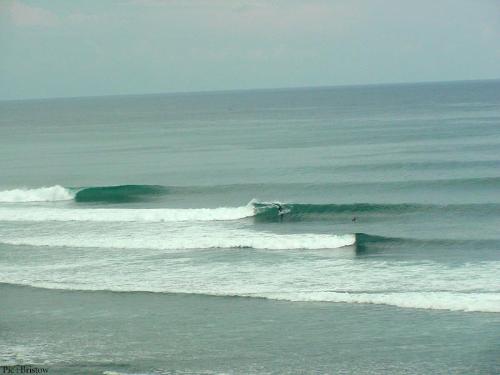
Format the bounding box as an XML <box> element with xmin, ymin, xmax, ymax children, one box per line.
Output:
<box><xmin>0</xmin><ymin>185</ymin><xmax>74</xmax><ymax>203</ymax></box>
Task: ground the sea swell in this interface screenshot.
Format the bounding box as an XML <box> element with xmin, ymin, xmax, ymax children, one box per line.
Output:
<box><xmin>0</xmin><ymin>198</ymin><xmax>498</xmax><ymax>223</ymax></box>
<box><xmin>0</xmin><ymin>184</ymin><xmax>170</xmax><ymax>204</ymax></box>
<box><xmin>0</xmin><ymin>189</ymin><xmax>434</xmax><ymax>222</ymax></box>
<box><xmin>252</xmin><ymin>201</ymin><xmax>500</xmax><ymax>222</ymax></box>
<box><xmin>74</xmin><ymin>185</ymin><xmax>169</xmax><ymax>203</ymax></box>
<box><xmin>1</xmin><ymin>178</ymin><xmax>500</xmax><ymax>204</ymax></box>
<box><xmin>253</xmin><ymin>202</ymin><xmax>429</xmax><ymax>221</ymax></box>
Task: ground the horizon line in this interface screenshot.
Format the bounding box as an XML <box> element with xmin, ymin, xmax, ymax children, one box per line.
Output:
<box><xmin>2</xmin><ymin>77</ymin><xmax>499</xmax><ymax>103</ymax></box>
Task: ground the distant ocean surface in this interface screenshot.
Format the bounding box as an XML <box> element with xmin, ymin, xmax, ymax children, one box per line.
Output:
<box><xmin>1</xmin><ymin>80</ymin><xmax>499</xmax><ymax>374</ymax></box>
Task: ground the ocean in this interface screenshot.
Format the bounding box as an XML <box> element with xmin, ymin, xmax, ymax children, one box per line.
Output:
<box><xmin>1</xmin><ymin>80</ymin><xmax>499</xmax><ymax>374</ymax></box>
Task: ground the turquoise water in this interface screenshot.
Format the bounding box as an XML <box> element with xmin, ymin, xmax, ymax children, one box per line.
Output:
<box><xmin>1</xmin><ymin>80</ymin><xmax>499</xmax><ymax>374</ymax></box>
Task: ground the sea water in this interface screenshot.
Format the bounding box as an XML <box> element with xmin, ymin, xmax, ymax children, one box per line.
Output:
<box><xmin>1</xmin><ymin>80</ymin><xmax>499</xmax><ymax>374</ymax></box>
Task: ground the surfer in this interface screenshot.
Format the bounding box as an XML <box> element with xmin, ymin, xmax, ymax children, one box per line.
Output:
<box><xmin>274</xmin><ymin>203</ymin><xmax>285</xmax><ymax>222</ymax></box>
<box><xmin>352</xmin><ymin>216</ymin><xmax>357</xmax><ymax>222</ymax></box>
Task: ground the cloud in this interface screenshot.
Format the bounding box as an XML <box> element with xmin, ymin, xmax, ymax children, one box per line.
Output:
<box><xmin>66</xmin><ymin>11</ymin><xmax>105</xmax><ymax>25</ymax></box>
<box><xmin>127</xmin><ymin>0</ymin><xmax>363</xmax><ymax>40</ymax></box>
<box><xmin>7</xmin><ymin>0</ymin><xmax>58</xmax><ymax>27</ymax></box>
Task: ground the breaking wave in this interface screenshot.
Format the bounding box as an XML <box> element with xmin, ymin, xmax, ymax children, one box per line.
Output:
<box><xmin>74</xmin><ymin>185</ymin><xmax>169</xmax><ymax>203</ymax></box>
<box><xmin>0</xmin><ymin>185</ymin><xmax>74</xmax><ymax>203</ymax></box>
<box><xmin>1</xmin><ymin>197</ymin><xmax>498</xmax><ymax>224</ymax></box>
<box><xmin>257</xmin><ymin>291</ymin><xmax>500</xmax><ymax>313</ymax></box>
<box><xmin>3</xmin><ymin>178</ymin><xmax>500</xmax><ymax>205</ymax></box>
<box><xmin>1</xmin><ymin>284</ymin><xmax>497</xmax><ymax>313</ymax></box>
<box><xmin>0</xmin><ymin>205</ymin><xmax>255</xmax><ymax>222</ymax></box>
<box><xmin>0</xmin><ymin>184</ymin><xmax>169</xmax><ymax>204</ymax></box>
<box><xmin>253</xmin><ymin>202</ymin><xmax>426</xmax><ymax>221</ymax></box>
<box><xmin>0</xmin><ymin>233</ymin><xmax>356</xmax><ymax>251</ymax></box>
<box><xmin>1</xmin><ymin>231</ymin><xmax>498</xmax><ymax>313</ymax></box>
<box><xmin>252</xmin><ymin>201</ymin><xmax>500</xmax><ymax>222</ymax></box>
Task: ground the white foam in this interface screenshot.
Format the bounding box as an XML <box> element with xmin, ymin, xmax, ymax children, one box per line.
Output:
<box><xmin>3</xmin><ymin>281</ymin><xmax>497</xmax><ymax>313</ymax></box>
<box><xmin>261</xmin><ymin>291</ymin><xmax>500</xmax><ymax>313</ymax></box>
<box><xmin>0</xmin><ymin>185</ymin><xmax>74</xmax><ymax>203</ymax></box>
<box><xmin>0</xmin><ymin>232</ymin><xmax>356</xmax><ymax>250</ymax></box>
<box><xmin>1</xmin><ymin>251</ymin><xmax>498</xmax><ymax>312</ymax></box>
<box><xmin>0</xmin><ymin>343</ymin><xmax>53</xmax><ymax>366</ymax></box>
<box><xmin>0</xmin><ymin>205</ymin><xmax>255</xmax><ymax>222</ymax></box>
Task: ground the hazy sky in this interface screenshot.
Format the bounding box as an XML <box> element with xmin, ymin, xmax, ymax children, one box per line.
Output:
<box><xmin>1</xmin><ymin>0</ymin><xmax>499</xmax><ymax>100</ymax></box>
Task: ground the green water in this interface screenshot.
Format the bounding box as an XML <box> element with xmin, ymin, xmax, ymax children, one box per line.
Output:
<box><xmin>0</xmin><ymin>80</ymin><xmax>499</xmax><ymax>374</ymax></box>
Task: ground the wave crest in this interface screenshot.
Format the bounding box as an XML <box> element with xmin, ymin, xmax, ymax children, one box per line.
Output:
<box><xmin>253</xmin><ymin>202</ymin><xmax>427</xmax><ymax>221</ymax></box>
<box><xmin>0</xmin><ymin>184</ymin><xmax>170</xmax><ymax>204</ymax></box>
<box><xmin>74</xmin><ymin>185</ymin><xmax>169</xmax><ymax>203</ymax></box>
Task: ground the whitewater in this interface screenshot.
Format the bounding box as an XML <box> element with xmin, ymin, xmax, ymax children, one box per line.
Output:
<box><xmin>1</xmin><ymin>241</ymin><xmax>498</xmax><ymax>312</ymax></box>
<box><xmin>0</xmin><ymin>205</ymin><xmax>256</xmax><ymax>222</ymax></box>
<box><xmin>0</xmin><ymin>185</ymin><xmax>74</xmax><ymax>203</ymax></box>
<box><xmin>1</xmin><ymin>80</ymin><xmax>500</xmax><ymax>375</ymax></box>
<box><xmin>1</xmin><ymin>182</ymin><xmax>499</xmax><ymax>313</ymax></box>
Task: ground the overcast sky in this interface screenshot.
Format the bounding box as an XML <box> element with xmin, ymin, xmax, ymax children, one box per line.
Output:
<box><xmin>1</xmin><ymin>0</ymin><xmax>499</xmax><ymax>100</ymax></box>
